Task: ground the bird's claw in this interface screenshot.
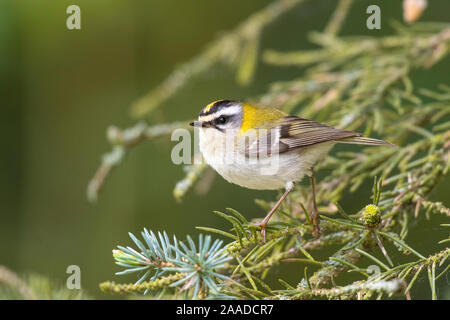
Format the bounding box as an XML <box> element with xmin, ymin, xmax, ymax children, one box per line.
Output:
<box><xmin>253</xmin><ymin>221</ymin><xmax>267</xmax><ymax>243</ymax></box>
<box><xmin>310</xmin><ymin>209</ymin><xmax>321</xmax><ymax>238</ymax></box>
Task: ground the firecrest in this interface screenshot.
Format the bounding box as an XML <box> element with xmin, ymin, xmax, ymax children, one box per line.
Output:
<box><xmin>190</xmin><ymin>100</ymin><xmax>393</xmax><ymax>241</ymax></box>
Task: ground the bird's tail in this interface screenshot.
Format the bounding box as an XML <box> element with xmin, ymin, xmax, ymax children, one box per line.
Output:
<box><xmin>337</xmin><ymin>136</ymin><xmax>395</xmax><ymax>146</ymax></box>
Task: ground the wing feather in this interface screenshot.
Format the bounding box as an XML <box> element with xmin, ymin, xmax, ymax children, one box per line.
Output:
<box><xmin>242</xmin><ymin>115</ymin><xmax>392</xmax><ymax>157</ymax></box>
<box><xmin>278</xmin><ymin>116</ymin><xmax>359</xmax><ymax>152</ymax></box>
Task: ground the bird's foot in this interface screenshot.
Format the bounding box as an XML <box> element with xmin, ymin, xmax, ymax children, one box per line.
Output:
<box><xmin>253</xmin><ymin>221</ymin><xmax>267</xmax><ymax>243</ymax></box>
<box><xmin>310</xmin><ymin>209</ymin><xmax>321</xmax><ymax>238</ymax></box>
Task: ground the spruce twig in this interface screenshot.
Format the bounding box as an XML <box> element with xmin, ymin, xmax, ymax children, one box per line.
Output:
<box><xmin>94</xmin><ymin>1</ymin><xmax>450</xmax><ymax>300</ymax></box>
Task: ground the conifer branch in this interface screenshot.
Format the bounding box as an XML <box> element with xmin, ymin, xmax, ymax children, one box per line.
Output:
<box><xmin>95</xmin><ymin>1</ymin><xmax>450</xmax><ymax>300</ymax></box>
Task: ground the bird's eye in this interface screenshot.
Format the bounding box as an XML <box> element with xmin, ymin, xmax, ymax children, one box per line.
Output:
<box><xmin>217</xmin><ymin>116</ymin><xmax>227</xmax><ymax>124</ymax></box>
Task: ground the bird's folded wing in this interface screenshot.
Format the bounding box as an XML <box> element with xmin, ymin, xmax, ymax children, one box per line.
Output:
<box><xmin>277</xmin><ymin>115</ymin><xmax>360</xmax><ymax>152</ymax></box>
<box><xmin>243</xmin><ymin>115</ymin><xmax>392</xmax><ymax>157</ymax></box>
<box><xmin>242</xmin><ymin>115</ymin><xmax>359</xmax><ymax>157</ymax></box>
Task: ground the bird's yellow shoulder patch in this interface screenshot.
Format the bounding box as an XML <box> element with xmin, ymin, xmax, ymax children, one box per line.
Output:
<box><xmin>239</xmin><ymin>103</ymin><xmax>287</xmax><ymax>136</ymax></box>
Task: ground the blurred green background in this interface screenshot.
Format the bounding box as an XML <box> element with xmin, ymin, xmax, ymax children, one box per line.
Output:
<box><xmin>0</xmin><ymin>0</ymin><xmax>449</xmax><ymax>299</ymax></box>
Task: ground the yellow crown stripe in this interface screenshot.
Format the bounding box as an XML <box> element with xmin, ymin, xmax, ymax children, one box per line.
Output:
<box><xmin>204</xmin><ymin>100</ymin><xmax>223</xmax><ymax>113</ymax></box>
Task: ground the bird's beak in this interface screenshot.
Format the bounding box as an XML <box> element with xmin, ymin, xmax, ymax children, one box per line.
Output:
<box><xmin>189</xmin><ymin>121</ymin><xmax>211</xmax><ymax>128</ymax></box>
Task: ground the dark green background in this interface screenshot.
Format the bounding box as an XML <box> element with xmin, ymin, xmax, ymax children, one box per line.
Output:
<box><xmin>0</xmin><ymin>0</ymin><xmax>449</xmax><ymax>299</ymax></box>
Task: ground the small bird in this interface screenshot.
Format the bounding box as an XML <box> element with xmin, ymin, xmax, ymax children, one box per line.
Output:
<box><xmin>190</xmin><ymin>100</ymin><xmax>393</xmax><ymax>242</ymax></box>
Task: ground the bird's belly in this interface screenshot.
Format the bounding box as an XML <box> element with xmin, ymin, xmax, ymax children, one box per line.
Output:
<box><xmin>202</xmin><ymin>142</ymin><xmax>334</xmax><ymax>190</ymax></box>
<box><xmin>214</xmin><ymin>161</ymin><xmax>289</xmax><ymax>190</ymax></box>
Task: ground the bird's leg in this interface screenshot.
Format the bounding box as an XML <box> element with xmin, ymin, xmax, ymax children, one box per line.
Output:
<box><xmin>255</xmin><ymin>182</ymin><xmax>294</xmax><ymax>243</ymax></box>
<box><xmin>309</xmin><ymin>167</ymin><xmax>320</xmax><ymax>237</ymax></box>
